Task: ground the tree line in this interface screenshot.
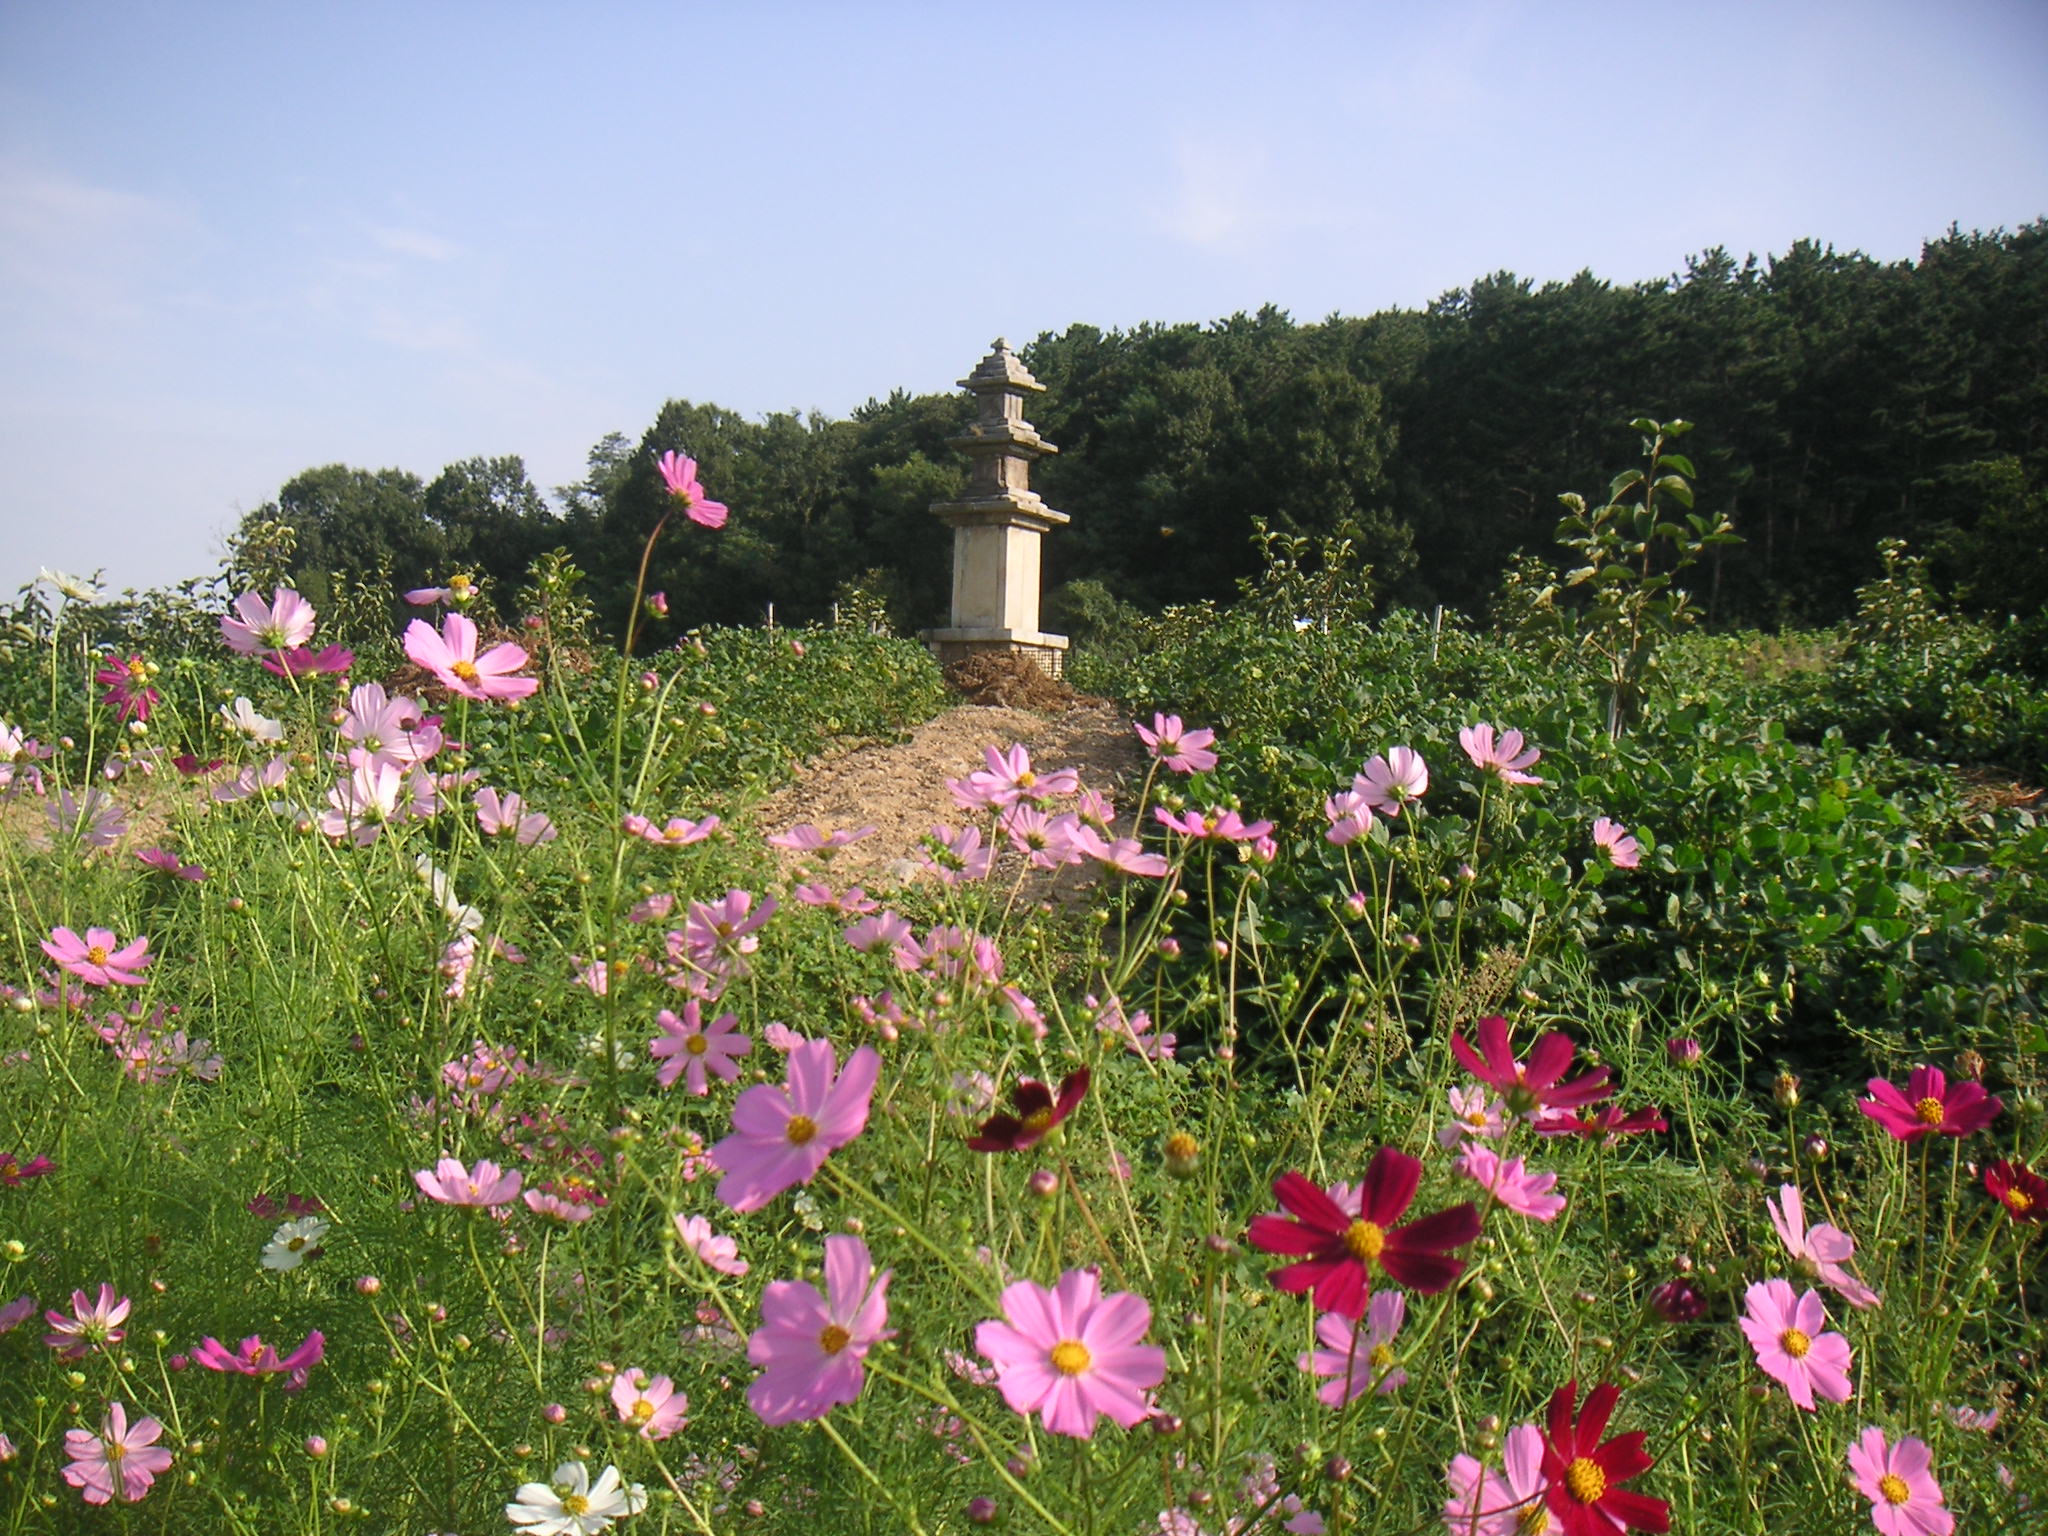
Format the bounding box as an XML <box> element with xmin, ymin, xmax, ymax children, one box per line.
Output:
<box><xmin>249</xmin><ymin>223</ymin><xmax>2047</xmax><ymax>638</ymax></box>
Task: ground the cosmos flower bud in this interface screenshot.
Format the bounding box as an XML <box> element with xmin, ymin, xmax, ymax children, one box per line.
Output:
<box><xmin>1773</xmin><ymin>1072</ymin><xmax>1801</xmax><ymax>1109</ymax></box>
<box><xmin>1667</xmin><ymin>1036</ymin><xmax>1703</xmax><ymax>1066</ymax></box>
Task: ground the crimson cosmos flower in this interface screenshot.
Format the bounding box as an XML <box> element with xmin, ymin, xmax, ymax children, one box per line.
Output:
<box><xmin>968</xmin><ymin>1070</ymin><xmax>1090</xmax><ymax>1153</ymax></box>
<box><xmin>1246</xmin><ymin>1147</ymin><xmax>1481</xmax><ymax>1319</ymax></box>
<box><xmin>1984</xmin><ymin>1160</ymin><xmax>2046</xmax><ymax>1222</ymax></box>
<box><xmin>1451</xmin><ymin>1015</ymin><xmax>1612</xmax><ymax>1117</ymax></box>
<box><xmin>1858</xmin><ymin>1065</ymin><xmax>2002</xmax><ymax>1141</ymax></box>
<box><xmin>1535</xmin><ymin>1103</ymin><xmax>1669</xmax><ymax>1139</ymax></box>
<box><xmin>1540</xmin><ymin>1380</ymin><xmax>1670</xmax><ymax>1534</ymax></box>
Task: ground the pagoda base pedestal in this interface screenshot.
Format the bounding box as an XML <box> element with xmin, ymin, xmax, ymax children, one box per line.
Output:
<box><xmin>922</xmin><ymin>627</ymin><xmax>1069</xmax><ymax>679</ymax></box>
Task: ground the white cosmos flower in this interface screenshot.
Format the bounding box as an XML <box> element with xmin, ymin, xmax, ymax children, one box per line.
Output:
<box><xmin>261</xmin><ymin>1216</ymin><xmax>330</xmax><ymax>1272</ymax></box>
<box><xmin>221</xmin><ymin>696</ymin><xmax>285</xmax><ymax>741</ymax></box>
<box><xmin>37</xmin><ymin>567</ymin><xmax>104</xmax><ymax>603</ymax></box>
<box><xmin>414</xmin><ymin>855</ymin><xmax>484</xmax><ymax>933</ymax></box>
<box><xmin>507</xmin><ymin>1461</ymin><xmax>647</xmax><ymax>1534</ymax></box>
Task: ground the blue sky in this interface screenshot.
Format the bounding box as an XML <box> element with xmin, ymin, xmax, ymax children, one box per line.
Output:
<box><xmin>3</xmin><ymin>0</ymin><xmax>2045</xmax><ymax>594</ymax></box>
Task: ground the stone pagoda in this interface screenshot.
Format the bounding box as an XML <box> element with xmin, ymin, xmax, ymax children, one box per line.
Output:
<box><xmin>923</xmin><ymin>339</ymin><xmax>1069</xmax><ymax>676</ymax></box>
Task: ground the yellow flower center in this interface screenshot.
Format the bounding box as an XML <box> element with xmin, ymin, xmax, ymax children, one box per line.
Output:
<box><xmin>819</xmin><ymin>1324</ymin><xmax>851</xmax><ymax>1355</ymax></box>
<box><xmin>561</xmin><ymin>1494</ymin><xmax>590</xmax><ymax>1516</ymax></box>
<box><xmin>105</xmin><ymin>1441</ymin><xmax>126</xmax><ymax>1463</ymax></box>
<box><xmin>126</xmin><ymin>659</ymin><xmax>149</xmax><ymax>683</ymax></box>
<box><xmin>1050</xmin><ymin>1340</ymin><xmax>1091</xmax><ymax>1376</ymax></box>
<box><xmin>1914</xmin><ymin>1096</ymin><xmax>1946</xmax><ymax>1126</ymax></box>
<box><xmin>1164</xmin><ymin>1133</ymin><xmax>1199</xmax><ymax>1161</ymax></box>
<box><xmin>1022</xmin><ymin>1108</ymin><xmax>1054</xmax><ymax>1135</ymax></box>
<box><xmin>1516</xmin><ymin>1502</ymin><xmax>1549</xmax><ymax>1535</ymax></box>
<box><xmin>1017</xmin><ymin>771</ymin><xmax>1036</xmax><ymax>788</ymax></box>
<box><xmin>1342</xmin><ymin>1220</ymin><xmax>1386</xmax><ymax>1262</ymax></box>
<box><xmin>786</xmin><ymin>1115</ymin><xmax>818</xmax><ymax>1146</ymax></box>
<box><xmin>1877</xmin><ymin>1472</ymin><xmax>1911</xmax><ymax>1506</ymax></box>
<box><xmin>450</xmin><ymin>575</ymin><xmax>472</xmax><ymax>592</ymax></box>
<box><xmin>86</xmin><ymin>945</ymin><xmax>110</xmax><ymax>965</ymax></box>
<box><xmin>1563</xmin><ymin>1457</ymin><xmax>1607</xmax><ymax>1504</ymax></box>
<box><xmin>288</xmin><ymin>1236</ymin><xmax>308</xmax><ymax>1251</ymax></box>
<box><xmin>1780</xmin><ymin>1328</ymin><xmax>1811</xmax><ymax>1359</ymax></box>
<box><xmin>2004</xmin><ymin>1188</ymin><xmax>2034</xmax><ymax>1214</ymax></box>
<box><xmin>685</xmin><ymin>1035</ymin><xmax>709</xmax><ymax>1055</ymax></box>
<box><xmin>450</xmin><ymin>660</ymin><xmax>480</xmax><ymax>683</ymax></box>
<box><xmin>631</xmin><ymin>1398</ymin><xmax>655</xmax><ymax>1423</ymax></box>
<box><xmin>1369</xmin><ymin>1343</ymin><xmax>1394</xmax><ymax>1371</ymax></box>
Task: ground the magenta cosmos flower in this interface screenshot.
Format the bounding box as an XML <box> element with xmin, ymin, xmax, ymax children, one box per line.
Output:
<box><xmin>402</xmin><ymin>613</ymin><xmax>538</xmax><ymax>702</ymax></box>
<box><xmin>1451</xmin><ymin>1015</ymin><xmax>1612</xmax><ymax>1118</ymax></box>
<box><xmin>1247</xmin><ymin>1149</ymin><xmax>1481</xmax><ymax>1318</ymax></box>
<box><xmin>1459</xmin><ymin>723</ymin><xmax>1544</xmax><ymax>786</ymax></box>
<box><xmin>192</xmin><ymin>1330</ymin><xmax>325</xmax><ymax>1390</ymax></box>
<box><xmin>414</xmin><ymin>1157</ymin><xmax>522</xmax><ymax>1207</ymax></box>
<box><xmin>1154</xmin><ymin>806</ymin><xmax>1275</xmax><ymax>842</ymax></box>
<box><xmin>1984</xmin><ymin>1160</ymin><xmax>2047</xmax><ymax>1222</ymax></box>
<box><xmin>94</xmin><ymin>654</ymin><xmax>158</xmax><ymax>722</ymax></box>
<box><xmin>650</xmin><ymin>1002</ymin><xmax>751</xmax><ymax>1094</ymax></box>
<box><xmin>1739</xmin><ymin>1279</ymin><xmax>1852</xmax><ymax>1411</ymax></box>
<box><xmin>975</xmin><ymin>1266</ymin><xmax>1166</xmax><ymax>1438</ymax></box>
<box><xmin>675</xmin><ymin>1213</ymin><xmax>749</xmax><ymax>1276</ymax></box>
<box><xmin>1768</xmin><ymin>1184</ymin><xmax>1879</xmax><ymax>1309</ymax></box>
<box><xmin>710</xmin><ymin>1039</ymin><xmax>881</xmax><ymax>1213</ymax></box>
<box><xmin>1135</xmin><ymin>713</ymin><xmax>1218</xmax><ymax>774</ymax></box>
<box><xmin>657</xmin><ymin>450</ymin><xmax>729</xmax><ymax>529</ymax></box>
<box><xmin>262</xmin><ymin>643</ymin><xmax>353</xmax><ymax>679</ymax></box>
<box><xmin>40</xmin><ymin>926</ymin><xmax>151</xmax><ymax>988</ymax></box>
<box><xmin>44</xmin><ymin>1283</ymin><xmax>129</xmax><ymax>1358</ymax></box>
<box><xmin>220</xmin><ymin>587</ymin><xmax>316</xmax><ymax>656</ymax></box>
<box><xmin>1858</xmin><ymin>1065</ymin><xmax>2002</xmax><ymax>1141</ymax></box>
<box><xmin>1299</xmin><ymin>1290</ymin><xmax>1407</xmax><ymax>1405</ymax></box>
<box><xmin>62</xmin><ymin>1402</ymin><xmax>173</xmax><ymax>1505</ymax></box>
<box><xmin>611</xmin><ymin>1368</ymin><xmax>690</xmax><ymax>1440</ymax></box>
<box><xmin>746</xmin><ymin>1234</ymin><xmax>892</xmax><ymax>1425</ymax></box>
<box><xmin>1847</xmin><ymin>1428</ymin><xmax>1952</xmax><ymax>1536</ymax></box>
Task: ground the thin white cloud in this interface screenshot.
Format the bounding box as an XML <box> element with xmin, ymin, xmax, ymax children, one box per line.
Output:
<box><xmin>0</xmin><ymin>157</ymin><xmax>199</xmax><ymax>341</ymax></box>
<box><xmin>370</xmin><ymin>225</ymin><xmax>459</xmax><ymax>261</ymax></box>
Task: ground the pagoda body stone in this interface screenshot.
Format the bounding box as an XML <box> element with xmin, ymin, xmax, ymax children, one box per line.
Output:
<box><xmin>924</xmin><ymin>340</ymin><xmax>1069</xmax><ymax>676</ymax></box>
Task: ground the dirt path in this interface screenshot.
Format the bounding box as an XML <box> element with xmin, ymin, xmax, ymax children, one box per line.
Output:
<box><xmin>751</xmin><ymin>699</ymin><xmax>1147</xmax><ymax>898</ymax></box>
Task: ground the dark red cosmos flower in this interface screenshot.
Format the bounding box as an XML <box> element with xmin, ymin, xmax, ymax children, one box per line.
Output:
<box><xmin>247</xmin><ymin>1192</ymin><xmax>325</xmax><ymax>1219</ymax></box>
<box><xmin>0</xmin><ymin>1152</ymin><xmax>56</xmax><ymax>1187</ymax></box>
<box><xmin>1246</xmin><ymin>1147</ymin><xmax>1480</xmax><ymax>1319</ymax></box>
<box><xmin>1984</xmin><ymin>1161</ymin><xmax>2046</xmax><ymax>1223</ymax></box>
<box><xmin>1451</xmin><ymin>1015</ymin><xmax>1612</xmax><ymax>1117</ymax></box>
<box><xmin>1534</xmin><ymin>1104</ymin><xmax>1668</xmax><ymax>1140</ymax></box>
<box><xmin>1540</xmin><ymin>1380</ymin><xmax>1669</xmax><ymax>1534</ymax></box>
<box><xmin>967</xmin><ymin>1069</ymin><xmax>1090</xmax><ymax>1153</ymax></box>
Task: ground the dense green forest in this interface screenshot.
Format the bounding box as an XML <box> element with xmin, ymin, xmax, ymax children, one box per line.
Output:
<box><xmin>250</xmin><ymin>225</ymin><xmax>2048</xmax><ymax>639</ymax></box>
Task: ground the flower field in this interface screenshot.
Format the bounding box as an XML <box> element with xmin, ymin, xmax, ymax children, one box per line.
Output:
<box><xmin>2</xmin><ymin>497</ymin><xmax>2045</xmax><ymax>1533</ymax></box>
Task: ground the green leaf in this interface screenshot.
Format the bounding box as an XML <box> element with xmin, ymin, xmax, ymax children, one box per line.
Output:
<box><xmin>1629</xmin><ymin>417</ymin><xmax>1660</xmax><ymax>435</ymax></box>
<box><xmin>1657</xmin><ymin>452</ymin><xmax>1696</xmax><ymax>478</ymax></box>
<box><xmin>1654</xmin><ymin>476</ymin><xmax>1694</xmax><ymax>508</ymax></box>
<box><xmin>1608</xmin><ymin>468</ymin><xmax>1646</xmax><ymax>499</ymax></box>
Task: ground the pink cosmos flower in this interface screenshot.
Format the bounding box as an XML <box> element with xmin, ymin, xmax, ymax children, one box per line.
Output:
<box><xmin>523</xmin><ymin>1188</ymin><xmax>596</xmax><ymax>1223</ymax></box>
<box><xmin>1454</xmin><ymin>1143</ymin><xmax>1566</xmax><ymax>1221</ymax></box>
<box><xmin>1445</xmin><ymin>1422</ymin><xmax>1558</xmax><ymax>1535</ymax></box>
<box><xmin>1437</xmin><ymin>1085</ymin><xmax>1507</xmax><ymax>1148</ymax></box>
<box><xmin>628</xmin><ymin>812</ymin><xmax>720</xmax><ymax>846</ymax></box>
<box><xmin>41</xmin><ymin>927</ymin><xmax>151</xmax><ymax>987</ymax></box>
<box><xmin>191</xmin><ymin>1330</ymin><xmax>325</xmax><ymax>1391</ymax></box>
<box><xmin>44</xmin><ymin>1284</ymin><xmax>130</xmax><ymax>1358</ymax></box>
<box><xmin>49</xmin><ymin>786</ymin><xmax>128</xmax><ymax>849</ymax></box>
<box><xmin>413</xmin><ymin>1157</ymin><xmax>522</xmax><ymax>1207</ymax></box>
<box><xmin>62</xmin><ymin>1402</ymin><xmax>173</xmax><ymax>1505</ymax></box>
<box><xmin>1459</xmin><ymin>724</ymin><xmax>1544</xmax><ymax>786</ymax></box>
<box><xmin>950</xmin><ymin>744</ymin><xmax>1079</xmax><ymax>811</ymax></box>
<box><xmin>1739</xmin><ymin>1279</ymin><xmax>1852</xmax><ymax>1411</ymax></box>
<box><xmin>844</xmin><ymin>910</ymin><xmax>914</xmax><ymax>954</ymax></box>
<box><xmin>1451</xmin><ymin>1015</ymin><xmax>1612</xmax><ymax>1118</ymax></box>
<box><xmin>795</xmin><ymin>882</ymin><xmax>879</xmax><ymax>916</ymax></box>
<box><xmin>767</xmin><ymin>823</ymin><xmax>877</xmax><ymax>853</ymax></box>
<box><xmin>916</xmin><ymin>824</ymin><xmax>995</xmax><ymax>883</ymax></box>
<box><xmin>682</xmin><ymin>890</ymin><xmax>776</xmax><ymax>973</ymax></box>
<box><xmin>1324</xmin><ymin>788</ymin><xmax>1376</xmax><ymax>846</ymax></box>
<box><xmin>1591</xmin><ymin>817</ymin><xmax>1641</xmax><ymax>869</ymax></box>
<box><xmin>402</xmin><ymin>613</ymin><xmax>538</xmax><ymax>702</ymax></box>
<box><xmin>1767</xmin><ymin>1185</ymin><xmax>1880</xmax><ymax>1310</ymax></box>
<box><xmin>0</xmin><ymin>1153</ymin><xmax>55</xmax><ymax>1187</ymax></box>
<box><xmin>136</xmin><ymin>848</ymin><xmax>205</xmax><ymax>881</ymax></box>
<box><xmin>1154</xmin><ymin>806</ymin><xmax>1275</xmax><ymax>842</ymax></box>
<box><xmin>475</xmin><ymin>787</ymin><xmax>556</xmax><ymax>845</ymax></box>
<box><xmin>710</xmin><ymin>1039</ymin><xmax>881</xmax><ymax>1213</ymax></box>
<box><xmin>1300</xmin><ymin>1291</ymin><xmax>1407</xmax><ymax>1405</ymax></box>
<box><xmin>675</xmin><ymin>1213</ymin><xmax>749</xmax><ymax>1276</ymax></box>
<box><xmin>1248</xmin><ymin>1151</ymin><xmax>1482</xmax><ymax>1318</ymax></box>
<box><xmin>1134</xmin><ymin>713</ymin><xmax>1219</xmax><ymax>774</ymax></box>
<box><xmin>611</xmin><ymin>1368</ymin><xmax>690</xmax><ymax>1440</ymax></box>
<box><xmin>1356</xmin><ymin>747</ymin><xmax>1428</xmax><ymax>816</ymax></box>
<box><xmin>0</xmin><ymin>1294</ymin><xmax>35</xmax><ymax>1332</ymax></box>
<box><xmin>747</xmin><ymin>1235</ymin><xmax>892</xmax><ymax>1425</ymax></box>
<box><xmin>318</xmin><ymin>758</ymin><xmax>408</xmax><ymax>844</ymax></box>
<box><xmin>1848</xmin><ymin>1427</ymin><xmax>1953</xmax><ymax>1536</ymax></box>
<box><xmin>1857</xmin><ymin>1066</ymin><xmax>2002</xmax><ymax>1141</ymax></box>
<box><xmin>1001</xmin><ymin>805</ymin><xmax>1086</xmax><ymax>867</ymax></box>
<box><xmin>657</xmin><ymin>450</ymin><xmax>729</xmax><ymax>529</ymax></box>
<box><xmin>975</xmin><ymin>1267</ymin><xmax>1165</xmax><ymax>1438</ymax></box>
<box><xmin>94</xmin><ymin>654</ymin><xmax>158</xmax><ymax>722</ymax></box>
<box><xmin>650</xmin><ymin>1003</ymin><xmax>752</xmax><ymax>1094</ymax></box>
<box><xmin>220</xmin><ymin>587</ymin><xmax>317</xmax><ymax>656</ymax></box>
<box><xmin>1068</xmin><ymin>823</ymin><xmax>1171</xmax><ymax>877</ymax></box>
